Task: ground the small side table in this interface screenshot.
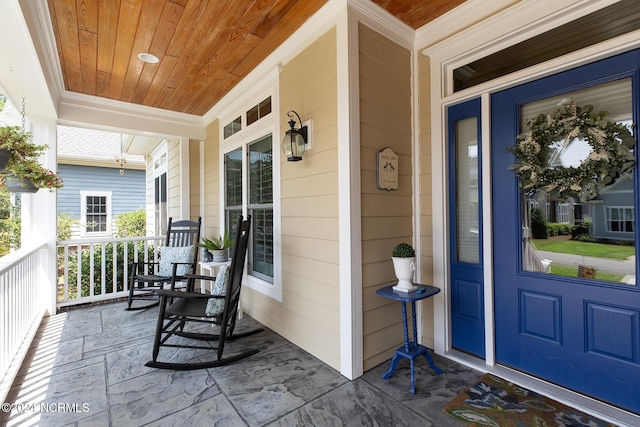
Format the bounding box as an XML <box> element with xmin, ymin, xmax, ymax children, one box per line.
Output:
<box><xmin>199</xmin><ymin>260</ymin><xmax>231</xmax><ymax>292</ymax></box>
<box><xmin>198</xmin><ymin>260</ymin><xmax>242</xmax><ymax>319</ymax></box>
<box><xmin>376</xmin><ymin>284</ymin><xmax>443</xmax><ymax>394</ymax></box>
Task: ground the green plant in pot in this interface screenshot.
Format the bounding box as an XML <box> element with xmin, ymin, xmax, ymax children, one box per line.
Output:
<box><xmin>0</xmin><ymin>126</ymin><xmax>63</xmax><ymax>192</ymax></box>
<box><xmin>391</xmin><ymin>242</ymin><xmax>418</xmax><ymax>292</ymax></box>
<box><xmin>198</xmin><ymin>231</ymin><xmax>233</xmax><ymax>262</ymax></box>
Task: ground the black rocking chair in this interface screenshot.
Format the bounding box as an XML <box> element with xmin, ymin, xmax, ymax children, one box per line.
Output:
<box><xmin>145</xmin><ymin>215</ymin><xmax>264</xmax><ymax>370</ymax></box>
<box><xmin>126</xmin><ymin>217</ymin><xmax>202</xmax><ymax>310</ymax></box>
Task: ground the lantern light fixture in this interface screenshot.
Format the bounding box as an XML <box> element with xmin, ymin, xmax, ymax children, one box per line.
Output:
<box><xmin>282</xmin><ymin>110</ymin><xmax>308</xmax><ymax>162</ymax></box>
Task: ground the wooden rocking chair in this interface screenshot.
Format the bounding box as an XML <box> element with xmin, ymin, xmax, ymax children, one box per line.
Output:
<box><xmin>145</xmin><ymin>216</ymin><xmax>264</xmax><ymax>370</ymax></box>
<box><xmin>126</xmin><ymin>217</ymin><xmax>202</xmax><ymax>311</ymax></box>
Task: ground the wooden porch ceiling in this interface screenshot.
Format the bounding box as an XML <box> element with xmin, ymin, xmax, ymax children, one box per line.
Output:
<box><xmin>47</xmin><ymin>0</ymin><xmax>466</xmax><ymax>117</ymax></box>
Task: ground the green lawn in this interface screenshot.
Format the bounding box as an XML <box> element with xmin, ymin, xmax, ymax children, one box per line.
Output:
<box><xmin>533</xmin><ymin>239</ymin><xmax>635</xmax><ymax>260</ymax></box>
<box><xmin>550</xmin><ymin>264</ymin><xmax>624</xmax><ymax>282</ymax></box>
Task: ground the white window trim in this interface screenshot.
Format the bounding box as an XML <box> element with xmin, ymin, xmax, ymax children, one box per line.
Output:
<box><xmin>605</xmin><ymin>206</ymin><xmax>635</xmax><ymax>234</ymax></box>
<box><xmin>152</xmin><ymin>140</ymin><xmax>169</xmax><ymax>177</ymax></box>
<box><xmin>152</xmin><ymin>141</ymin><xmax>169</xmax><ymax>235</ymax></box>
<box><xmin>80</xmin><ymin>190</ymin><xmax>112</xmax><ymax>237</ymax></box>
<box><xmin>220</xmin><ymin>85</ymin><xmax>282</xmax><ymax>302</ymax></box>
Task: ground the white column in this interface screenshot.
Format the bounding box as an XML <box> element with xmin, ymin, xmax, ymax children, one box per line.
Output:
<box><xmin>22</xmin><ymin>120</ymin><xmax>58</xmax><ymax>315</ymax></box>
<box><xmin>179</xmin><ymin>137</ymin><xmax>190</xmax><ymax>219</ymax></box>
<box><xmin>337</xmin><ymin>6</ymin><xmax>363</xmax><ymax>380</ymax></box>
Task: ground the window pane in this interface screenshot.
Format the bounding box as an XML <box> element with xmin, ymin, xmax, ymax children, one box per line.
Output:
<box><xmin>250</xmin><ymin>208</ymin><xmax>273</xmax><ymax>281</ymax></box>
<box><xmin>456</xmin><ymin>117</ymin><xmax>480</xmax><ymax>264</ymax></box>
<box><xmin>225</xmin><ymin>149</ymin><xmax>243</xmax><ymax>208</ymax></box>
<box><xmin>224</xmin><ymin>116</ymin><xmax>242</xmax><ymax>139</ymax></box>
<box><xmin>249</xmin><ymin>135</ymin><xmax>273</xmax><ymax>205</ymax></box>
<box><xmin>86</xmin><ymin>196</ymin><xmax>107</xmax><ymax>233</ymax></box>
<box><xmin>248</xmin><ymin>135</ymin><xmax>273</xmax><ymax>281</ymax></box>
<box><xmin>155</xmin><ymin>173</ymin><xmax>167</xmax><ymax>235</ymax></box>
<box><xmin>520</xmin><ymin>78</ymin><xmax>635</xmax><ymax>284</ymax></box>
<box><xmin>259</xmin><ymin>97</ymin><xmax>272</xmax><ymax>118</ymax></box>
<box><xmin>247</xmin><ymin>97</ymin><xmax>272</xmax><ymax>126</ymax></box>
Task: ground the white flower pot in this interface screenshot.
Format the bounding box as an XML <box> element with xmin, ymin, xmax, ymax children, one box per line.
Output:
<box><xmin>211</xmin><ymin>249</ymin><xmax>228</xmax><ymax>262</ymax></box>
<box><xmin>392</xmin><ymin>257</ymin><xmax>417</xmax><ymax>292</ymax></box>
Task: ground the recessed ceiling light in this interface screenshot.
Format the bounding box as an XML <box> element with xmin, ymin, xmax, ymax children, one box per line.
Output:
<box><xmin>137</xmin><ymin>53</ymin><xmax>159</xmax><ymax>64</ymax></box>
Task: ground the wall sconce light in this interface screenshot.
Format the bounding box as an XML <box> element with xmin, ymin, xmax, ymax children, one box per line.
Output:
<box><xmin>282</xmin><ymin>110</ymin><xmax>308</xmax><ymax>161</ymax></box>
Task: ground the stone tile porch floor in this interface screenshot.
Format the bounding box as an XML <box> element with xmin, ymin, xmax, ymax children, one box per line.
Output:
<box><xmin>1</xmin><ymin>301</ymin><xmax>483</xmax><ymax>426</ymax></box>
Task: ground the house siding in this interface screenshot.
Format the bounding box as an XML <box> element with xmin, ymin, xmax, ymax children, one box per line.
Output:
<box><xmin>589</xmin><ymin>178</ymin><xmax>635</xmax><ymax>241</ymax></box>
<box><xmin>167</xmin><ymin>140</ymin><xmax>182</xmax><ymax>219</ymax></box>
<box><xmin>242</xmin><ymin>27</ymin><xmax>341</xmax><ymax>370</ymax></box>
<box><xmin>417</xmin><ymin>54</ymin><xmax>436</xmax><ymax>349</ymax></box>
<box><xmin>57</xmin><ymin>164</ymin><xmax>145</xmax><ymax>237</ymax></box>
<box><xmin>358</xmin><ymin>24</ymin><xmax>413</xmax><ymax>371</ymax></box>
<box><xmin>201</xmin><ymin>120</ymin><xmax>222</xmax><ymax>244</ymax></box>
<box><xmin>189</xmin><ymin>138</ymin><xmax>201</xmax><ymax>223</ymax></box>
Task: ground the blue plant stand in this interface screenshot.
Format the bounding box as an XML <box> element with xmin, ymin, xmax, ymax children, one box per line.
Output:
<box><xmin>376</xmin><ymin>284</ymin><xmax>443</xmax><ymax>394</ymax></box>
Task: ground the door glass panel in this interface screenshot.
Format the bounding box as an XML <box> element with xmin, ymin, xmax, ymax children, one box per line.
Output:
<box><xmin>456</xmin><ymin>117</ymin><xmax>480</xmax><ymax>264</ymax></box>
<box><xmin>519</xmin><ymin>78</ymin><xmax>636</xmax><ymax>285</ymax></box>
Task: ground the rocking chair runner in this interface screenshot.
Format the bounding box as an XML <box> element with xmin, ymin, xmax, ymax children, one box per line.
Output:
<box><xmin>146</xmin><ymin>215</ymin><xmax>264</xmax><ymax>370</ymax></box>
<box><xmin>126</xmin><ymin>217</ymin><xmax>202</xmax><ymax>310</ymax></box>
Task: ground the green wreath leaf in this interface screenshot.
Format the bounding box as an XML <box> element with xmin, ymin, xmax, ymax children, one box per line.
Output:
<box><xmin>507</xmin><ymin>99</ymin><xmax>635</xmax><ymax>201</ymax></box>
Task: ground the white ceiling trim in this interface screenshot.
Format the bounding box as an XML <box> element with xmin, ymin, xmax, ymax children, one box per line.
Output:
<box><xmin>57</xmin><ymin>91</ymin><xmax>205</xmax><ymax>139</ymax></box>
<box><xmin>349</xmin><ymin>0</ymin><xmax>414</xmax><ymax>49</ymax></box>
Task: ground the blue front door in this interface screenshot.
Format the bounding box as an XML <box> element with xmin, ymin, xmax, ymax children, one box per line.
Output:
<box><xmin>492</xmin><ymin>50</ymin><xmax>640</xmax><ymax>413</ymax></box>
<box><xmin>449</xmin><ymin>98</ymin><xmax>485</xmax><ymax>358</ymax></box>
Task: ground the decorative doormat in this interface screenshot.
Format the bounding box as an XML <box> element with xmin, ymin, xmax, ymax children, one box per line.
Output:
<box><xmin>443</xmin><ymin>373</ymin><xmax>617</xmax><ymax>427</ymax></box>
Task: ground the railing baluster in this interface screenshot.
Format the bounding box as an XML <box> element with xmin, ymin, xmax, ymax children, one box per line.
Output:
<box><xmin>76</xmin><ymin>244</ymin><xmax>81</xmax><ymax>300</ymax></box>
<box><xmin>56</xmin><ymin>235</ymin><xmax>164</xmax><ymax>307</ymax></box>
<box><xmin>0</xmin><ymin>245</ymin><xmax>48</xmax><ymax>403</ymax></box>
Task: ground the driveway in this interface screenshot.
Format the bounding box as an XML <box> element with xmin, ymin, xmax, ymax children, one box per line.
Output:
<box><xmin>538</xmin><ymin>250</ymin><xmax>635</xmax><ymax>283</ymax></box>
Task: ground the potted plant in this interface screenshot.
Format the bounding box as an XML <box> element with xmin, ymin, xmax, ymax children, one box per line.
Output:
<box><xmin>198</xmin><ymin>231</ymin><xmax>233</xmax><ymax>262</ymax></box>
<box><xmin>0</xmin><ymin>126</ymin><xmax>63</xmax><ymax>192</ymax></box>
<box><xmin>392</xmin><ymin>242</ymin><xmax>418</xmax><ymax>292</ymax></box>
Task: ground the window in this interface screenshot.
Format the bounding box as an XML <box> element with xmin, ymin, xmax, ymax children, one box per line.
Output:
<box><xmin>557</xmin><ymin>203</ymin><xmax>570</xmax><ymax>224</ymax></box>
<box><xmin>224</xmin><ymin>148</ymin><xmax>243</xmax><ymax>239</ymax></box>
<box><xmin>153</xmin><ymin>146</ymin><xmax>168</xmax><ymax>235</ymax></box>
<box><xmin>224</xmin><ymin>135</ymin><xmax>274</xmax><ymax>283</ymax></box>
<box><xmin>221</xmin><ymin>89</ymin><xmax>279</xmax><ymax>299</ymax></box>
<box><xmin>248</xmin><ymin>136</ymin><xmax>273</xmax><ymax>281</ymax></box>
<box><xmin>81</xmin><ymin>191</ymin><xmax>111</xmax><ymax>236</ymax></box>
<box><xmin>247</xmin><ymin>97</ymin><xmax>272</xmax><ymax>126</ymax></box>
<box><xmin>606</xmin><ymin>207</ymin><xmax>634</xmax><ymax>233</ymax></box>
<box><xmin>223</xmin><ymin>116</ymin><xmax>242</xmax><ymax>139</ymax></box>
<box><xmin>224</xmin><ymin>97</ymin><xmax>272</xmax><ymax>139</ymax></box>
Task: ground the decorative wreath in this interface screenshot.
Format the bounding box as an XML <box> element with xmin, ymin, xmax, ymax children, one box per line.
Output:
<box><xmin>508</xmin><ymin>99</ymin><xmax>635</xmax><ymax>201</ymax></box>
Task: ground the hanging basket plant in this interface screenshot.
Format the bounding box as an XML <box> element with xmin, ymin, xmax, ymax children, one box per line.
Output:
<box><xmin>507</xmin><ymin>99</ymin><xmax>635</xmax><ymax>201</ymax></box>
<box><xmin>0</xmin><ymin>126</ymin><xmax>63</xmax><ymax>192</ymax></box>
<box><xmin>4</xmin><ymin>174</ymin><xmax>38</xmax><ymax>193</ymax></box>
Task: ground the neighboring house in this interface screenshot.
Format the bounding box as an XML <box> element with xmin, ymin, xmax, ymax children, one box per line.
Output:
<box><xmin>526</xmin><ymin>194</ymin><xmax>584</xmax><ymax>226</ymax></box>
<box><xmin>585</xmin><ymin>174</ymin><xmax>635</xmax><ymax>241</ymax></box>
<box><xmin>57</xmin><ymin>126</ymin><xmax>146</xmax><ymax>239</ymax></box>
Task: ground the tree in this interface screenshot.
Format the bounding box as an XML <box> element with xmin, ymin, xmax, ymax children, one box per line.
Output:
<box><xmin>530</xmin><ymin>207</ymin><xmax>548</xmax><ymax>239</ymax></box>
<box><xmin>115</xmin><ymin>209</ymin><xmax>146</xmax><ymax>237</ymax></box>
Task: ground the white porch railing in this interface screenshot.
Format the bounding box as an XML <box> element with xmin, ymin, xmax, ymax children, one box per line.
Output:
<box><xmin>0</xmin><ymin>244</ymin><xmax>48</xmax><ymax>403</ymax></box>
<box><xmin>56</xmin><ymin>236</ymin><xmax>165</xmax><ymax>308</ymax></box>
<box><xmin>522</xmin><ymin>227</ymin><xmax>552</xmax><ymax>273</ymax></box>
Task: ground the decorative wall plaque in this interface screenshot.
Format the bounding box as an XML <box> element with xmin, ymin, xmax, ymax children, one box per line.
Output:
<box><xmin>377</xmin><ymin>147</ymin><xmax>398</xmax><ymax>190</ymax></box>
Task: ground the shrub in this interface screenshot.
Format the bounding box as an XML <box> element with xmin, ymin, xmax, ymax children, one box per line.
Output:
<box><xmin>571</xmin><ymin>219</ymin><xmax>591</xmax><ymax>240</ymax></box>
<box><xmin>57</xmin><ymin>213</ymin><xmax>77</xmax><ymax>241</ymax></box>
<box><xmin>64</xmin><ymin>242</ymin><xmax>155</xmax><ymax>299</ymax></box>
<box><xmin>547</xmin><ymin>222</ymin><xmax>572</xmax><ymax>236</ymax></box>
<box><xmin>115</xmin><ymin>209</ymin><xmax>146</xmax><ymax>237</ymax></box>
<box><xmin>530</xmin><ymin>207</ymin><xmax>548</xmax><ymax>239</ymax></box>
<box><xmin>0</xmin><ymin>190</ymin><xmax>20</xmax><ymax>256</ymax></box>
